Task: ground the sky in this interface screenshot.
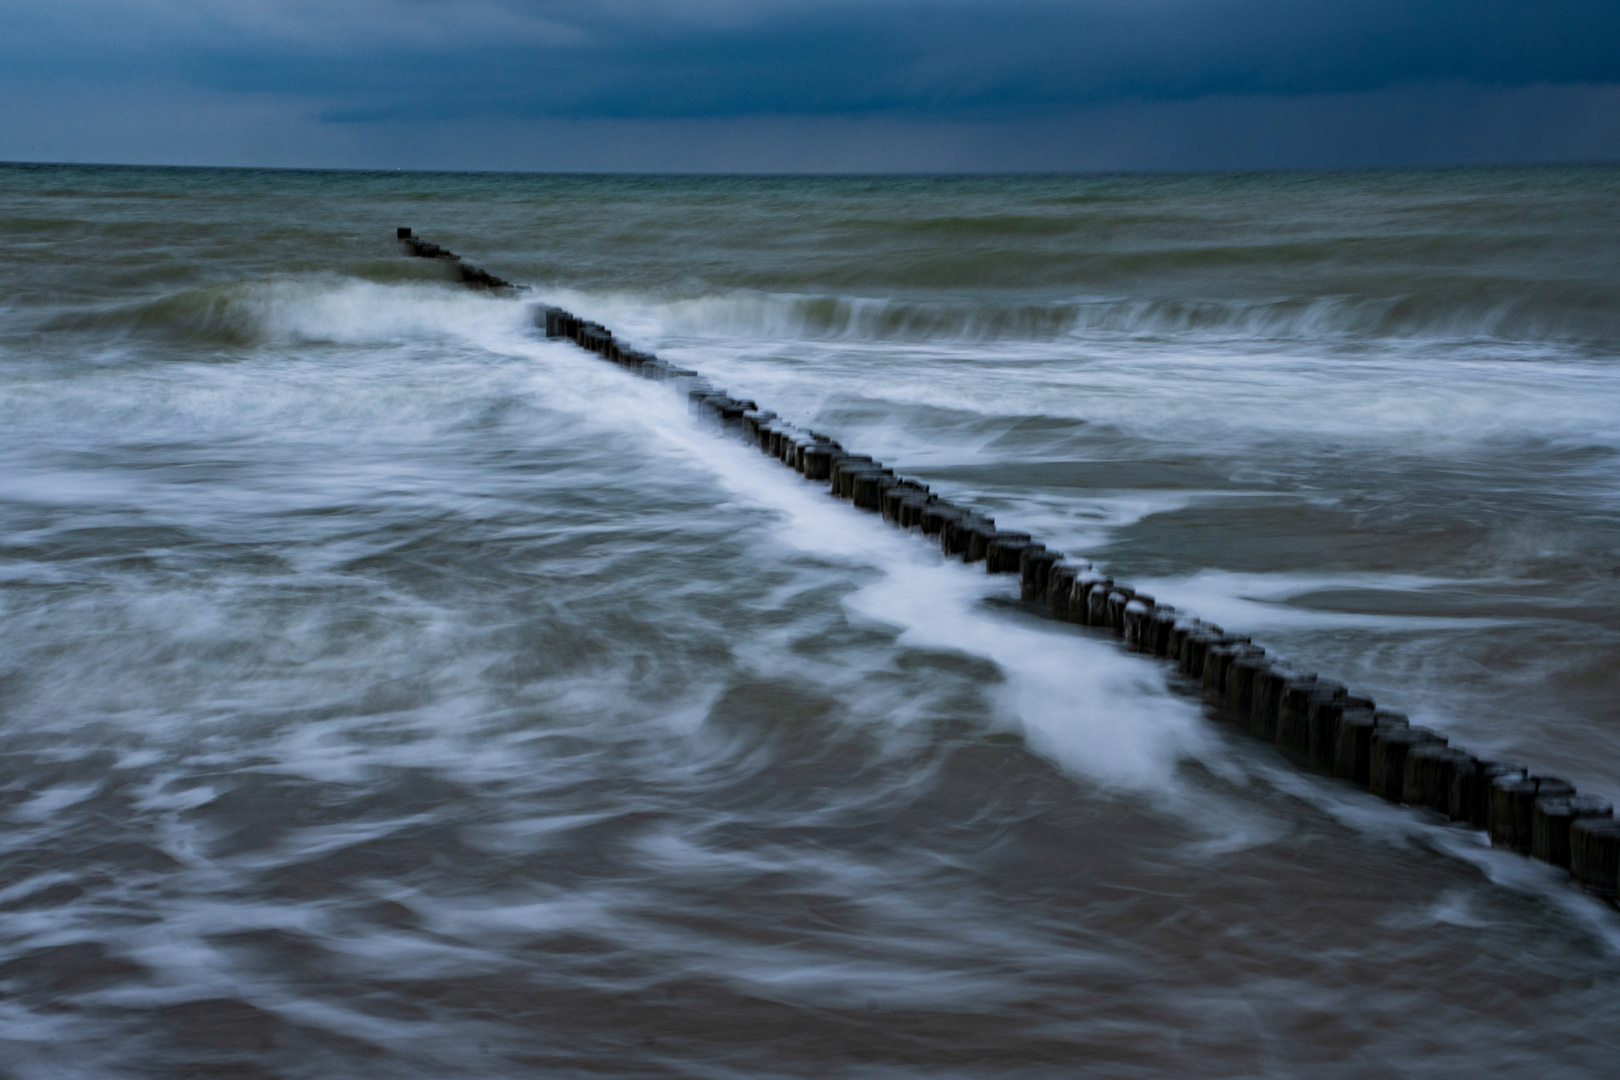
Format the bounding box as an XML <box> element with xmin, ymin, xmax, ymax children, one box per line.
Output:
<box><xmin>2</xmin><ymin>0</ymin><xmax>1618</xmax><ymax>173</ymax></box>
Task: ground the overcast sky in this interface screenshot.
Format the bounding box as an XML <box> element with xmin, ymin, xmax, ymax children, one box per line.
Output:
<box><xmin>2</xmin><ymin>0</ymin><xmax>1617</xmax><ymax>172</ymax></box>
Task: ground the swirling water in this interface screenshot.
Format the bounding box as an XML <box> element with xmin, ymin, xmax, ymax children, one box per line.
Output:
<box><xmin>1</xmin><ymin>162</ymin><xmax>1619</xmax><ymax>1077</ymax></box>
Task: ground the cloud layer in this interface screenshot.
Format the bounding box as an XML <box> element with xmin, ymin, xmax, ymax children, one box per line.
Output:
<box><xmin>2</xmin><ymin>1</ymin><xmax>1617</xmax><ymax>170</ymax></box>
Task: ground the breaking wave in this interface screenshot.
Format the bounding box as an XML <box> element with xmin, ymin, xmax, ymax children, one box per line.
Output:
<box><xmin>622</xmin><ymin>287</ymin><xmax>1620</xmax><ymax>346</ymax></box>
<box><xmin>42</xmin><ymin>276</ymin><xmax>526</xmax><ymax>347</ymax></box>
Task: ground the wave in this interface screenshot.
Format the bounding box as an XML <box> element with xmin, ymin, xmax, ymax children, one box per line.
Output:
<box><xmin>40</xmin><ymin>275</ymin><xmax>523</xmax><ymax>348</ymax></box>
<box><xmin>621</xmin><ymin>287</ymin><xmax>1620</xmax><ymax>347</ymax></box>
<box><xmin>34</xmin><ymin>271</ymin><xmax>1620</xmax><ymax>357</ymax></box>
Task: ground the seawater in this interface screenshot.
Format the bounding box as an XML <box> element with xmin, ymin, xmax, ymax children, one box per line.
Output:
<box><xmin>1</xmin><ymin>162</ymin><xmax>1618</xmax><ymax>1077</ymax></box>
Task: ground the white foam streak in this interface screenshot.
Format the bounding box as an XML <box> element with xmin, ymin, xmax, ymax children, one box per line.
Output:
<box><xmin>1255</xmin><ymin>761</ymin><xmax>1620</xmax><ymax>954</ymax></box>
<box><xmin>1129</xmin><ymin>569</ymin><xmax>1513</xmax><ymax>633</ymax></box>
<box><xmin>500</xmin><ymin>345</ymin><xmax>1220</xmax><ymax>796</ymax></box>
<box><xmin>851</xmin><ymin>563</ymin><xmax>1216</xmax><ymax>794</ymax></box>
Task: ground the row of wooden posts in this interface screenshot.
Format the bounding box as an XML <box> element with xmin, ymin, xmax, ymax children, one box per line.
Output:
<box><xmin>401</xmin><ymin>230</ymin><xmax>1620</xmax><ymax>905</ymax></box>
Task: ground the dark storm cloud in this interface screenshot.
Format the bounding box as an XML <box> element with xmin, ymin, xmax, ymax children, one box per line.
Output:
<box><xmin>4</xmin><ymin>0</ymin><xmax>1618</xmax><ymax>123</ymax></box>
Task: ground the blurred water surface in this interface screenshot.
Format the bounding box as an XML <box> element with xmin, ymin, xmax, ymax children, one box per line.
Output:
<box><xmin>1</xmin><ymin>162</ymin><xmax>1619</xmax><ymax>1077</ymax></box>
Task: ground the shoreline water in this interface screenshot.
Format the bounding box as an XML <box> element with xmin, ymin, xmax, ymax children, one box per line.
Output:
<box><xmin>1</xmin><ymin>163</ymin><xmax>1617</xmax><ymax>1076</ymax></box>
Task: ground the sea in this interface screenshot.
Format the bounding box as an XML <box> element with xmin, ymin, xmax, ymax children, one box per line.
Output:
<box><xmin>1</xmin><ymin>162</ymin><xmax>1618</xmax><ymax>1077</ymax></box>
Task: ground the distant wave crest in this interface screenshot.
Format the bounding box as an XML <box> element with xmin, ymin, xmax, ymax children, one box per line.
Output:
<box><xmin>44</xmin><ymin>275</ymin><xmax>518</xmax><ymax>347</ymax></box>
<box><xmin>40</xmin><ymin>274</ymin><xmax>1620</xmax><ymax>353</ymax></box>
<box><xmin>634</xmin><ymin>288</ymin><xmax>1620</xmax><ymax>346</ymax></box>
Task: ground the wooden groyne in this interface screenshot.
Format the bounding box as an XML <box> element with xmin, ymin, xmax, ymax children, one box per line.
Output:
<box><xmin>396</xmin><ymin>227</ymin><xmax>518</xmax><ymax>291</ymax></box>
<box><xmin>402</xmin><ymin>229</ymin><xmax>1620</xmax><ymax>904</ymax></box>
